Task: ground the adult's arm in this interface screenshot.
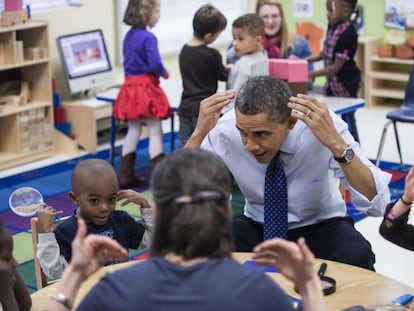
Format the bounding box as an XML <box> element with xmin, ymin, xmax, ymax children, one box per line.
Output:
<box><xmin>309</xmin><ymin>57</ymin><xmax>345</xmax><ymax>79</ymax></box>
<box><xmin>184</xmin><ymin>90</ymin><xmax>235</xmax><ymax>148</ymax></box>
<box><xmin>253</xmin><ymin>238</ymin><xmax>326</xmax><ymax>311</ymax></box>
<box><xmin>288</xmin><ymin>94</ymin><xmax>378</xmax><ymax>201</ymax></box>
<box><xmin>379</xmin><ymin>166</ymin><xmax>414</xmax><ymax>250</ymax></box>
<box><xmin>44</xmin><ymin>218</ymin><xmax>128</xmax><ymax>311</ymax></box>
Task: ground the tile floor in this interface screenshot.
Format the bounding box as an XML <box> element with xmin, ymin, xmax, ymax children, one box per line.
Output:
<box><xmin>2</xmin><ymin>103</ymin><xmax>414</xmax><ymax>289</ymax></box>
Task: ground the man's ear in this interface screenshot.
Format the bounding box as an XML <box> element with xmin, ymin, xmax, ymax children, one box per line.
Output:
<box><xmin>288</xmin><ymin>115</ymin><xmax>297</xmax><ymax>129</ymax></box>
<box><xmin>69</xmin><ymin>191</ymin><xmax>78</xmax><ymax>205</ymax></box>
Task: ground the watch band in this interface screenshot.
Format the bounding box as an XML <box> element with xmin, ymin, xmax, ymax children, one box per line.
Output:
<box><xmin>52</xmin><ymin>292</ymin><xmax>73</xmax><ymax>310</ymax></box>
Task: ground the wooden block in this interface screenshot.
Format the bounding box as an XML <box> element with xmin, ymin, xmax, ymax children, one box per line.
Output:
<box><xmin>287</xmin><ymin>82</ymin><xmax>308</xmax><ymax>96</ymax></box>
<box><xmin>0</xmin><ymin>10</ymin><xmax>28</xmax><ymax>27</ymax></box>
<box><xmin>24</xmin><ymin>47</ymin><xmax>45</xmax><ymax>60</ymax></box>
<box><xmin>269</xmin><ymin>59</ymin><xmax>308</xmax><ymax>83</ymax></box>
<box><xmin>0</xmin><ymin>43</ymin><xmax>4</xmax><ymax>65</ymax></box>
<box><xmin>15</xmin><ymin>41</ymin><xmax>24</xmax><ymax>63</ymax></box>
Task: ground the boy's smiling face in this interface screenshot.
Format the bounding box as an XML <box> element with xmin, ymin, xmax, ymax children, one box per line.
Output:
<box><xmin>70</xmin><ymin>171</ymin><xmax>118</xmax><ymax>226</ymax></box>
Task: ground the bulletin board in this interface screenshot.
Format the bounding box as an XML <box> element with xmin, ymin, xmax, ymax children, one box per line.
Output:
<box><xmin>384</xmin><ymin>0</ymin><xmax>414</xmax><ymax>30</ymax></box>
<box><xmin>116</xmin><ymin>0</ymin><xmax>249</xmax><ymax>64</ymax></box>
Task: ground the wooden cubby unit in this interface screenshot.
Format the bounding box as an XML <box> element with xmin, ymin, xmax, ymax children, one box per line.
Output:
<box><xmin>367</xmin><ymin>55</ymin><xmax>414</xmax><ymax>108</ymax></box>
<box><xmin>0</xmin><ymin>21</ymin><xmax>55</xmax><ymax>170</ymax></box>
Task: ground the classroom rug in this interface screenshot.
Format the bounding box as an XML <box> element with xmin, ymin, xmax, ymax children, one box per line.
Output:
<box><xmin>0</xmin><ymin>136</ymin><xmax>410</xmax><ymax>293</ymax></box>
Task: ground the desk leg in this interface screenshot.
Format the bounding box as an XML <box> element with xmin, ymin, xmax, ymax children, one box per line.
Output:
<box><xmin>170</xmin><ymin>113</ymin><xmax>175</xmax><ymax>152</ymax></box>
<box><xmin>110</xmin><ymin>107</ymin><xmax>116</xmax><ymax>166</ymax></box>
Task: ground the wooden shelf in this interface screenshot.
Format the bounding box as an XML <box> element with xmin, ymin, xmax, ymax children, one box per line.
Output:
<box><xmin>370</xmin><ymin>88</ymin><xmax>405</xmax><ymax>99</ymax></box>
<box><xmin>370</xmin><ymin>55</ymin><xmax>414</xmax><ymax>65</ymax></box>
<box><xmin>0</xmin><ymin>20</ymin><xmax>55</xmax><ymax>170</ymax></box>
<box><xmin>370</xmin><ymin>71</ymin><xmax>409</xmax><ymax>82</ymax></box>
<box><xmin>367</xmin><ymin>55</ymin><xmax>413</xmax><ymax>107</ymax></box>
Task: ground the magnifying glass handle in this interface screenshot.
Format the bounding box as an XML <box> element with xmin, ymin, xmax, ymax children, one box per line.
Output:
<box><xmin>318</xmin><ymin>262</ymin><xmax>327</xmax><ymax>277</ymax></box>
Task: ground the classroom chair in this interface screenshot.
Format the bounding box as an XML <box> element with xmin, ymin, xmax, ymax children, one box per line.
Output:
<box><xmin>375</xmin><ymin>62</ymin><xmax>414</xmax><ymax>167</ymax></box>
<box><xmin>30</xmin><ymin>216</ymin><xmax>68</xmax><ymax>289</ymax></box>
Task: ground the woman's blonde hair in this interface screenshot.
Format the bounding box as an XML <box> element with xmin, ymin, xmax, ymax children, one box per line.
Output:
<box><xmin>255</xmin><ymin>0</ymin><xmax>295</xmax><ymax>57</ymax></box>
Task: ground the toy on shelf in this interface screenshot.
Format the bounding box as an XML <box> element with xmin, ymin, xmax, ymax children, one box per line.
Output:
<box><xmin>0</xmin><ymin>80</ymin><xmax>30</xmax><ymax>113</ymax></box>
<box><xmin>0</xmin><ymin>0</ymin><xmax>28</xmax><ymax>27</ymax></box>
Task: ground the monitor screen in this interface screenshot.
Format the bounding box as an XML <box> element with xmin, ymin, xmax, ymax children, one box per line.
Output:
<box><xmin>56</xmin><ymin>29</ymin><xmax>114</xmax><ymax>95</ymax></box>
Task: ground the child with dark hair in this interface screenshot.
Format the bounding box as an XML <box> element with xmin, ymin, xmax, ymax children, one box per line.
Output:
<box><xmin>308</xmin><ymin>0</ymin><xmax>361</xmax><ymax>142</ymax></box>
<box><xmin>0</xmin><ymin>222</ymin><xmax>32</xmax><ymax>311</ymax></box>
<box><xmin>224</xmin><ymin>13</ymin><xmax>269</xmax><ymax>114</ymax></box>
<box><xmin>36</xmin><ymin>158</ymin><xmax>153</xmax><ymax>279</ymax></box>
<box><xmin>178</xmin><ymin>4</ymin><xmax>229</xmax><ymax>147</ymax></box>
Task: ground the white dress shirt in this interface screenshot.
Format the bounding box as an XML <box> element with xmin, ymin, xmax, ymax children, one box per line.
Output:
<box><xmin>201</xmin><ymin>109</ymin><xmax>391</xmax><ymax>230</ymax></box>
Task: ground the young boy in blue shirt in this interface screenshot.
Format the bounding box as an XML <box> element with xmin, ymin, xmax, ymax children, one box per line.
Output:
<box><xmin>36</xmin><ymin>159</ymin><xmax>153</xmax><ymax>279</ymax></box>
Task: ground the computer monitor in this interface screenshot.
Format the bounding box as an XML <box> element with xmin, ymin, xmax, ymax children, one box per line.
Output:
<box><xmin>56</xmin><ymin>29</ymin><xmax>114</xmax><ymax>95</ymax></box>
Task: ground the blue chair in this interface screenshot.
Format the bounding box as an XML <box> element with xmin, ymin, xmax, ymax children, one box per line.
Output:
<box><xmin>375</xmin><ymin>62</ymin><xmax>414</xmax><ymax>167</ymax></box>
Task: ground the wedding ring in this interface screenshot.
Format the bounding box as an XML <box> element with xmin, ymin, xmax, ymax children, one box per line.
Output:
<box><xmin>306</xmin><ymin>110</ymin><xmax>312</xmax><ymax>118</ymax></box>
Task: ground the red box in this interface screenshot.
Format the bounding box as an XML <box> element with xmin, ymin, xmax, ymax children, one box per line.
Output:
<box><xmin>268</xmin><ymin>59</ymin><xmax>308</xmax><ymax>83</ymax></box>
<box><xmin>5</xmin><ymin>0</ymin><xmax>22</xmax><ymax>11</ymax></box>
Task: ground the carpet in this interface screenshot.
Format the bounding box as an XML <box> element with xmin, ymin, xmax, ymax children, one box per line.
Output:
<box><xmin>0</xmin><ymin>139</ymin><xmax>409</xmax><ymax>292</ymax></box>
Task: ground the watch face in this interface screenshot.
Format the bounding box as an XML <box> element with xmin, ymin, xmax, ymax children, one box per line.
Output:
<box><xmin>344</xmin><ymin>148</ymin><xmax>354</xmax><ymax>162</ymax></box>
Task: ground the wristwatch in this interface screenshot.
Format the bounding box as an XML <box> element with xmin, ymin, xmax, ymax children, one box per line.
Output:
<box><xmin>334</xmin><ymin>145</ymin><xmax>354</xmax><ymax>164</ymax></box>
<box><xmin>52</xmin><ymin>292</ymin><xmax>73</xmax><ymax>310</ymax></box>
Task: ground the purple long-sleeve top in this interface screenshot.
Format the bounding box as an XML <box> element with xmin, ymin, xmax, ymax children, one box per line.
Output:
<box><xmin>123</xmin><ymin>27</ymin><xmax>167</xmax><ymax>78</ymax></box>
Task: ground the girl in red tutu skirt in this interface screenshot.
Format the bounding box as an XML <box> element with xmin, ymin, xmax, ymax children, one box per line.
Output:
<box><xmin>115</xmin><ymin>0</ymin><xmax>172</xmax><ymax>188</ymax></box>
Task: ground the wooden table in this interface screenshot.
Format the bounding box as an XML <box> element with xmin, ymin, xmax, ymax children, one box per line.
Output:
<box><xmin>31</xmin><ymin>253</ymin><xmax>414</xmax><ymax>310</ymax></box>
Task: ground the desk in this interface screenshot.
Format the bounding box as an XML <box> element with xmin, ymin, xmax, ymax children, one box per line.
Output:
<box><xmin>31</xmin><ymin>253</ymin><xmax>413</xmax><ymax>310</ymax></box>
<box><xmin>96</xmin><ymin>79</ymin><xmax>181</xmax><ymax>165</ymax></box>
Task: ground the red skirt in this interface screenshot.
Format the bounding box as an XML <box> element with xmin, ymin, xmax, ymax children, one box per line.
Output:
<box><xmin>114</xmin><ymin>75</ymin><xmax>172</xmax><ymax>121</ymax></box>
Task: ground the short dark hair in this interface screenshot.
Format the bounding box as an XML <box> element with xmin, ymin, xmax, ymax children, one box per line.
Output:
<box><xmin>235</xmin><ymin>76</ymin><xmax>292</xmax><ymax>123</ymax></box>
<box><xmin>339</xmin><ymin>0</ymin><xmax>357</xmax><ymax>12</ymax></box>
<box><xmin>71</xmin><ymin>159</ymin><xmax>117</xmax><ymax>193</ymax></box>
<box><xmin>232</xmin><ymin>13</ymin><xmax>265</xmax><ymax>37</ymax></box>
<box><xmin>123</xmin><ymin>0</ymin><xmax>157</xmax><ymax>27</ymax></box>
<box><xmin>150</xmin><ymin>148</ymin><xmax>233</xmax><ymax>260</ymax></box>
<box><xmin>192</xmin><ymin>4</ymin><xmax>227</xmax><ymax>39</ymax></box>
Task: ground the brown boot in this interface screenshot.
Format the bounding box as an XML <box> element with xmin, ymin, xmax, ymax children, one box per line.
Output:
<box><xmin>119</xmin><ymin>152</ymin><xmax>148</xmax><ymax>188</ymax></box>
<box><xmin>150</xmin><ymin>153</ymin><xmax>165</xmax><ymax>171</ymax></box>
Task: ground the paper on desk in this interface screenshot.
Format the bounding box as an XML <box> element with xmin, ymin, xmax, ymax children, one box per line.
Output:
<box><xmin>80</xmin><ymin>98</ymin><xmax>110</xmax><ymax>108</ymax></box>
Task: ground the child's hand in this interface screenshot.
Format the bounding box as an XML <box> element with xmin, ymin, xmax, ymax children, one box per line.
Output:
<box><xmin>117</xmin><ymin>189</ymin><xmax>151</xmax><ymax>208</ymax></box>
<box><xmin>288</xmin><ymin>54</ymin><xmax>299</xmax><ymax>60</ymax></box>
<box><xmin>163</xmin><ymin>70</ymin><xmax>170</xmax><ymax>79</ymax></box>
<box><xmin>37</xmin><ymin>204</ymin><xmax>62</xmax><ymax>233</ymax></box>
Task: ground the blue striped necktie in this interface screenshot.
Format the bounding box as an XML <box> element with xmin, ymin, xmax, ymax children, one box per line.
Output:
<box><xmin>263</xmin><ymin>152</ymin><xmax>288</xmax><ymax>240</ymax></box>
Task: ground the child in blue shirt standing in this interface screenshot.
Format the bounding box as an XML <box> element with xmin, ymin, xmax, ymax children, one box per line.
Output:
<box><xmin>308</xmin><ymin>0</ymin><xmax>361</xmax><ymax>142</ymax></box>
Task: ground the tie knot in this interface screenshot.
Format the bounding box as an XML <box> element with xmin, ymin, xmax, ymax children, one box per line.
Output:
<box><xmin>268</xmin><ymin>152</ymin><xmax>281</xmax><ymax>171</ymax></box>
